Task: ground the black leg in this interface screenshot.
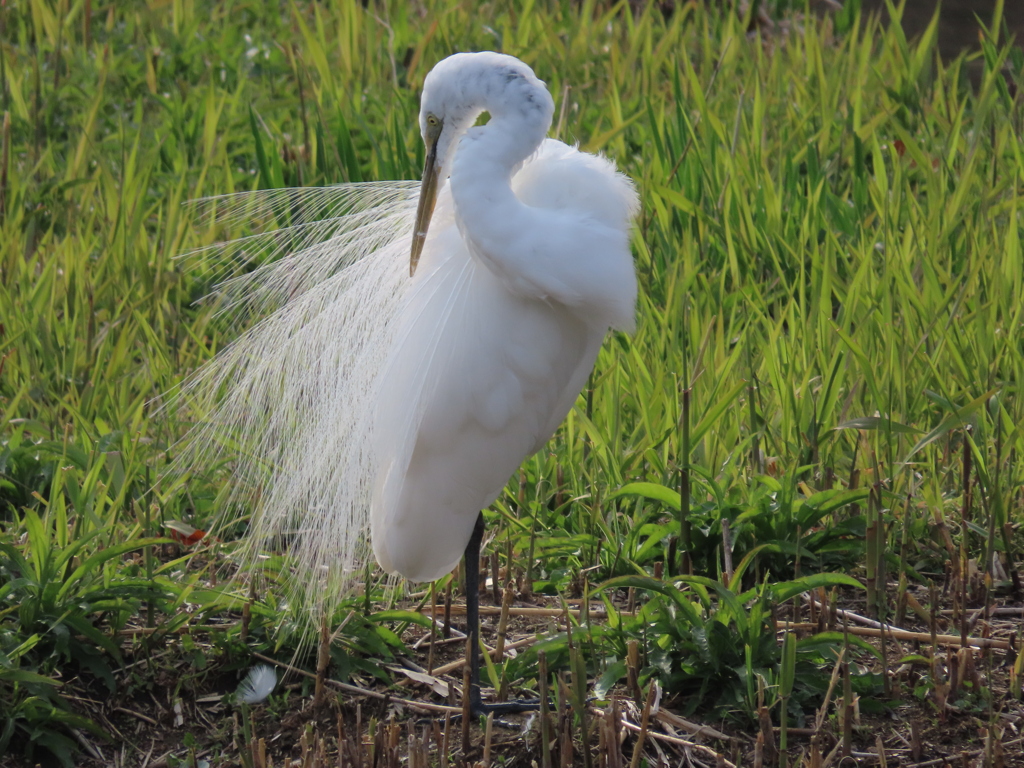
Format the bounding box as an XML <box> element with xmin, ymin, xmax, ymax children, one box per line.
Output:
<box><xmin>463</xmin><ymin>512</ymin><xmax>485</xmax><ymax>712</ymax></box>
<box><xmin>462</xmin><ymin>513</ymin><xmax>539</xmax><ymax>716</ymax></box>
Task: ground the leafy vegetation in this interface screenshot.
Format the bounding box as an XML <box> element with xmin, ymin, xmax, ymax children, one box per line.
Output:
<box><xmin>1</xmin><ymin>0</ymin><xmax>1023</xmax><ymax>764</ymax></box>
<box><xmin>595</xmin><ymin>570</ymin><xmax>869</xmax><ymax>721</ymax></box>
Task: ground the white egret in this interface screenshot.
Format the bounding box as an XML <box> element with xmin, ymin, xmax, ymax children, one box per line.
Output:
<box><xmin>177</xmin><ymin>51</ymin><xmax>637</xmax><ymax>714</ymax></box>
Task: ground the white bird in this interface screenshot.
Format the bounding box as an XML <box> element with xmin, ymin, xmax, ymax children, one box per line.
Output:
<box><xmin>176</xmin><ymin>51</ymin><xmax>637</xmax><ymax>712</ymax></box>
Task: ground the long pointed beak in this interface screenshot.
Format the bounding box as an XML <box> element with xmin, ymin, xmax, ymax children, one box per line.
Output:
<box><xmin>410</xmin><ymin>136</ymin><xmax>440</xmax><ymax>276</ymax></box>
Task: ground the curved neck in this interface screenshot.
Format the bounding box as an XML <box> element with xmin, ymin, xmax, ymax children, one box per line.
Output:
<box><xmin>447</xmin><ymin>114</ymin><xmax>544</xmax><ymax>264</ymax></box>
<box><xmin>451</xmin><ymin>106</ymin><xmax>549</xmax><ymax>184</ymax></box>
<box><xmin>443</xmin><ymin>65</ymin><xmax>555</xmax><ymax>283</ymax></box>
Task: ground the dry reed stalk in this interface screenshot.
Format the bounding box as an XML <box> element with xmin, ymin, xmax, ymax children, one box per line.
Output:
<box><xmin>626</xmin><ymin>639</ymin><xmax>640</xmax><ymax>705</ymax></box>
<box><xmin>757</xmin><ymin>706</ymin><xmax>776</xmax><ymax>765</ymax></box>
<box><xmin>461</xmin><ymin>639</ymin><xmax>472</xmax><ymax>756</ymax></box>
<box><xmin>556</xmin><ymin>672</ymin><xmax>569</xmax><ymax>768</ymax></box>
<box><xmin>494</xmin><ymin>584</ymin><xmax>514</xmax><ymax>660</ymax></box>
<box><xmin>779</xmin><ymin>620</ymin><xmax>1011</xmax><ymax>650</ymax></box>
<box><xmin>654</xmin><ymin>709</ymin><xmax>731</xmax><ymax>741</ymax></box>
<box><xmin>428</xmin><ymin>583</ymin><xmax>437</xmax><ymax>673</ymax></box>
<box><xmin>441</xmin><ymin>713</ymin><xmax>451</xmax><ymax>766</ymax></box>
<box><xmin>314</xmin><ymin>615</ymin><xmax>330</xmax><ymax>707</ymax></box>
<box><xmin>814</xmin><ymin>647</ymin><xmax>845</xmax><ymax>733</ymax></box>
<box><xmin>900</xmin><ymin>737</ymin><xmax>1023</xmax><ymax>767</ymax></box>
<box><xmin>628</xmin><ymin>684</ymin><xmax>656</xmax><ymax>768</ymax></box>
<box><xmin>431</xmin><ymin>635</ymin><xmax>537</xmax><ymax>676</ymax></box>
<box><xmin>841</xmin><ymin>652</ymin><xmax>852</xmax><ymax>758</ymax></box>
<box><xmin>539</xmin><ymin>651</ymin><xmax>553</xmax><ymax>768</ymax></box>
<box><xmin>483</xmin><ymin>712</ymin><xmax>494</xmax><ymax>766</ymax></box>
<box><xmin>490</xmin><ymin>551</ymin><xmax>500</xmax><ymax>605</ymax></box>
<box><xmin>605</xmin><ymin>698</ymin><xmax>623</xmax><ymax>768</ymax></box>
<box><xmin>721</xmin><ymin>517</ymin><xmax>733</xmax><ymax>583</ymax></box>
<box><xmin>444</xmin><ymin>575</ymin><xmax>453</xmax><ymax>639</ymax></box>
<box><xmin>609</xmin><ymin>714</ymin><xmax>736</xmax><ymax>768</ymax></box>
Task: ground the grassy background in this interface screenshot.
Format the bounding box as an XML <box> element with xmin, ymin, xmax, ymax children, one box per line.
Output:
<box><xmin>2</xmin><ymin>0</ymin><xmax>1023</xmax><ymax>765</ymax></box>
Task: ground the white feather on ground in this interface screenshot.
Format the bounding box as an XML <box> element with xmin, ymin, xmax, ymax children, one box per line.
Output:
<box><xmin>237</xmin><ymin>664</ymin><xmax>278</xmax><ymax>705</ymax></box>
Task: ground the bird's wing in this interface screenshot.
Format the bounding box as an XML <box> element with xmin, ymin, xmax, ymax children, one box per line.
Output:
<box><xmin>515</xmin><ymin>139</ymin><xmax>640</xmax><ymax>233</ymax></box>
<box><xmin>457</xmin><ymin>138</ymin><xmax>639</xmax><ymax>332</ymax></box>
<box><xmin>512</xmin><ymin>139</ymin><xmax>638</xmax><ymax>437</ymax></box>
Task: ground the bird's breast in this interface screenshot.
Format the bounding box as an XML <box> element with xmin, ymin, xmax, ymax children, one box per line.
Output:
<box><xmin>369</xmin><ymin>229</ymin><xmax>601</xmax><ymax>582</ymax></box>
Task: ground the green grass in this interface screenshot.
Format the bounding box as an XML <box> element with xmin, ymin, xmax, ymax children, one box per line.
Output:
<box><xmin>2</xmin><ymin>0</ymin><xmax>1024</xmax><ymax>764</ymax></box>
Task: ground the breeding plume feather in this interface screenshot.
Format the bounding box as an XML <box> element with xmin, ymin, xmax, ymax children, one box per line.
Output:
<box><xmin>174</xmin><ymin>182</ymin><xmax>419</xmax><ymax>605</ymax></box>
<box><xmin>173</xmin><ymin>53</ymin><xmax>638</xmax><ymax>646</ymax></box>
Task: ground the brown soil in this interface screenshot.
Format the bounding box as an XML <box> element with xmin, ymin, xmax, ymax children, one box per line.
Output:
<box><xmin>6</xmin><ymin>579</ymin><xmax>1024</xmax><ymax>768</ymax></box>
<box><xmin>859</xmin><ymin>0</ymin><xmax>1024</xmax><ymax>60</ymax></box>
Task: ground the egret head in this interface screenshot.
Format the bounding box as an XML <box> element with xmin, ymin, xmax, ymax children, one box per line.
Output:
<box><xmin>409</xmin><ymin>52</ymin><xmax>554</xmax><ymax>275</ymax></box>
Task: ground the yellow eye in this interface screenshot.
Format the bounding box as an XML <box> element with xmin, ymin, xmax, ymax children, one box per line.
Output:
<box><xmin>426</xmin><ymin>114</ymin><xmax>439</xmax><ymax>127</ymax></box>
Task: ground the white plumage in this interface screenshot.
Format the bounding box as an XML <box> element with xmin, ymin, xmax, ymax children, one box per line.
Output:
<box><xmin>372</xmin><ymin>136</ymin><xmax>637</xmax><ymax>580</ymax></box>
<box><xmin>176</xmin><ymin>52</ymin><xmax>637</xmax><ymax>608</ymax></box>
<box><xmin>237</xmin><ymin>664</ymin><xmax>278</xmax><ymax>704</ymax></box>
